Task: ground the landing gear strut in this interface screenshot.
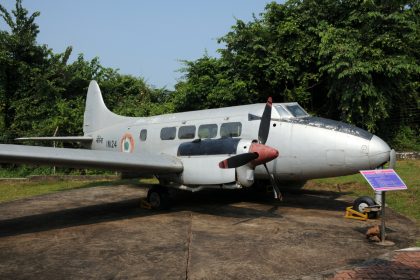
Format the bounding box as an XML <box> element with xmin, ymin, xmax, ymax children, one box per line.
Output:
<box><xmin>147</xmin><ymin>186</ymin><xmax>171</xmax><ymax>210</ymax></box>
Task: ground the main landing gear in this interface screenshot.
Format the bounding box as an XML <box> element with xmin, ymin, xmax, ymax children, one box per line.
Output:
<box><xmin>147</xmin><ymin>185</ymin><xmax>171</xmax><ymax>210</ymax></box>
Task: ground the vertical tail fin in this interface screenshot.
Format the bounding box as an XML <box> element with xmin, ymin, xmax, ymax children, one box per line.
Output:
<box><xmin>83</xmin><ymin>81</ymin><xmax>127</xmax><ymax>134</ymax></box>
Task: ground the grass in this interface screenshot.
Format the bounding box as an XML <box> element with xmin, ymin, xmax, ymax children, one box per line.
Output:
<box><xmin>0</xmin><ymin>180</ymin><xmax>92</xmax><ymax>203</ymax></box>
<box><xmin>0</xmin><ymin>165</ymin><xmax>115</xmax><ymax>178</ymax></box>
<box><xmin>305</xmin><ymin>160</ymin><xmax>420</xmax><ymax>223</ymax></box>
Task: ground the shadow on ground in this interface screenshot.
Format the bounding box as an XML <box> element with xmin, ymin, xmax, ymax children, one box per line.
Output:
<box><xmin>0</xmin><ymin>187</ymin><xmax>351</xmax><ymax>237</ymax></box>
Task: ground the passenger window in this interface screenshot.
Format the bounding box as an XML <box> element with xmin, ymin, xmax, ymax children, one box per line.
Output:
<box><xmin>140</xmin><ymin>129</ymin><xmax>147</xmax><ymax>141</ymax></box>
<box><xmin>198</xmin><ymin>124</ymin><xmax>218</xmax><ymax>139</ymax></box>
<box><xmin>160</xmin><ymin>127</ymin><xmax>176</xmax><ymax>140</ymax></box>
<box><xmin>178</xmin><ymin>125</ymin><xmax>196</xmax><ymax>139</ymax></box>
<box><xmin>220</xmin><ymin>122</ymin><xmax>242</xmax><ymax>137</ymax></box>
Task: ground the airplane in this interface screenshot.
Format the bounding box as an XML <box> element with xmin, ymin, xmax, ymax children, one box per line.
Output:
<box><xmin>0</xmin><ymin>81</ymin><xmax>396</xmax><ymax>210</ymax></box>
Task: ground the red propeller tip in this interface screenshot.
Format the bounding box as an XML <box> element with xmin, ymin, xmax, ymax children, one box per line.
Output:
<box><xmin>267</xmin><ymin>97</ymin><xmax>272</xmax><ymax>107</ymax></box>
<box><xmin>219</xmin><ymin>160</ymin><xmax>228</xmax><ymax>169</ymax></box>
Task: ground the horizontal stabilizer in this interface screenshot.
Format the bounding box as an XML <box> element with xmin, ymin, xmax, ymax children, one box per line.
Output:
<box><xmin>0</xmin><ymin>144</ymin><xmax>183</xmax><ymax>174</ymax></box>
<box><xmin>15</xmin><ymin>136</ymin><xmax>93</xmax><ymax>143</ymax></box>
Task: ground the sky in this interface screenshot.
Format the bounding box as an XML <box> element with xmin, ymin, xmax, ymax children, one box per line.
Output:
<box><xmin>1</xmin><ymin>1</ymin><xmax>274</xmax><ymax>89</ymax></box>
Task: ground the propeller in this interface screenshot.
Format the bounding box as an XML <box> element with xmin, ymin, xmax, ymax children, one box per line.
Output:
<box><xmin>258</xmin><ymin>97</ymin><xmax>272</xmax><ymax>145</ymax></box>
<box><xmin>219</xmin><ymin>153</ymin><xmax>259</xmax><ymax>169</ymax></box>
<box><xmin>257</xmin><ymin>97</ymin><xmax>282</xmax><ymax>200</ymax></box>
<box><xmin>263</xmin><ymin>164</ymin><xmax>282</xmax><ymax>200</ymax></box>
<box><xmin>219</xmin><ymin>144</ymin><xmax>278</xmax><ymax>169</ymax></box>
<box><xmin>218</xmin><ymin>97</ymin><xmax>282</xmax><ymax>200</ymax></box>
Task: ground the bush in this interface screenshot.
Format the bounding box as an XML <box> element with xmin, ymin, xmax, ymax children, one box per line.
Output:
<box><xmin>391</xmin><ymin>126</ymin><xmax>420</xmax><ymax>152</ymax></box>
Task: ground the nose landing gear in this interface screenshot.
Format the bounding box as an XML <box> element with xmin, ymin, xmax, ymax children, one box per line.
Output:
<box><xmin>353</xmin><ymin>196</ymin><xmax>379</xmax><ymax>219</ymax></box>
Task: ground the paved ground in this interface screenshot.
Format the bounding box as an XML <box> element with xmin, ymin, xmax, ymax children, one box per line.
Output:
<box><xmin>0</xmin><ymin>183</ymin><xmax>418</xmax><ymax>279</ymax></box>
<box><xmin>331</xmin><ymin>249</ymin><xmax>420</xmax><ymax>280</ymax></box>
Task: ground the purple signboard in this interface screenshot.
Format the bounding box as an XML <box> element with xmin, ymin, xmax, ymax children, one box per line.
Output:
<box><xmin>360</xmin><ymin>169</ymin><xmax>407</xmax><ymax>191</ymax></box>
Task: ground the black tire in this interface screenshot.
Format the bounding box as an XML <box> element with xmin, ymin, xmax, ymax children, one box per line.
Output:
<box><xmin>147</xmin><ymin>186</ymin><xmax>171</xmax><ymax>210</ymax></box>
<box><xmin>353</xmin><ymin>196</ymin><xmax>378</xmax><ymax>219</ymax></box>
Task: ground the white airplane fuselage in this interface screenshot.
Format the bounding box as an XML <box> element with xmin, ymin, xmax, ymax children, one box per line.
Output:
<box><xmin>86</xmin><ymin>102</ymin><xmax>391</xmax><ymax>189</ymax></box>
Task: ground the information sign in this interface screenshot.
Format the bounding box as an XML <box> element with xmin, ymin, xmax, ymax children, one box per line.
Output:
<box><xmin>360</xmin><ymin>169</ymin><xmax>407</xmax><ymax>191</ymax></box>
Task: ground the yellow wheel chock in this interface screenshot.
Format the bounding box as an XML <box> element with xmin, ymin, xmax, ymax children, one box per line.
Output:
<box><xmin>345</xmin><ymin>206</ymin><xmax>368</xmax><ymax>221</ymax></box>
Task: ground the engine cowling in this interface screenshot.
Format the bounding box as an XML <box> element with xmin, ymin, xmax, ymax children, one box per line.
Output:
<box><xmin>176</xmin><ymin>138</ymin><xmax>278</xmax><ymax>187</ymax></box>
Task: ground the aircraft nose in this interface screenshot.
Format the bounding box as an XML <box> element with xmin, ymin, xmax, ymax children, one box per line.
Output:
<box><xmin>368</xmin><ymin>135</ymin><xmax>391</xmax><ymax>169</ymax></box>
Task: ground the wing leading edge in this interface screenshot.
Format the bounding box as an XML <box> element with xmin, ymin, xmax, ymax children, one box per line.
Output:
<box><xmin>15</xmin><ymin>136</ymin><xmax>93</xmax><ymax>143</ymax></box>
<box><xmin>0</xmin><ymin>144</ymin><xmax>183</xmax><ymax>174</ymax></box>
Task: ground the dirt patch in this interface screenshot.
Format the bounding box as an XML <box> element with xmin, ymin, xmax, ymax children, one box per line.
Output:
<box><xmin>0</xmin><ymin>184</ymin><xmax>418</xmax><ymax>279</ymax></box>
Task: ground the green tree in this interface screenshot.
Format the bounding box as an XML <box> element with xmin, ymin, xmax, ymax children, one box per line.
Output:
<box><xmin>0</xmin><ymin>0</ymin><xmax>49</xmax><ymax>140</ymax></box>
<box><xmin>174</xmin><ymin>55</ymin><xmax>249</xmax><ymax>111</ymax></box>
<box><xmin>174</xmin><ymin>0</ymin><xmax>419</xmax><ymax>146</ymax></box>
<box><xmin>317</xmin><ymin>0</ymin><xmax>420</xmax><ymax>131</ymax></box>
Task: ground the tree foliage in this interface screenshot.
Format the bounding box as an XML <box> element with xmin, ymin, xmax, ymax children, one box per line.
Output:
<box><xmin>174</xmin><ymin>0</ymin><xmax>419</xmax><ymax>147</ymax></box>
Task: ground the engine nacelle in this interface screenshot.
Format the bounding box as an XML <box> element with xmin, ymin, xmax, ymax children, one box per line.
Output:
<box><xmin>234</xmin><ymin>139</ymin><xmax>255</xmax><ymax>187</ymax></box>
<box><xmin>176</xmin><ymin>138</ymin><xmax>278</xmax><ymax>187</ymax></box>
<box><xmin>236</xmin><ymin>165</ymin><xmax>255</xmax><ymax>187</ymax></box>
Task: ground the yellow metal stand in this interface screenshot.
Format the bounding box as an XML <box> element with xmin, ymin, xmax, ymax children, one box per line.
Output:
<box><xmin>345</xmin><ymin>206</ymin><xmax>368</xmax><ymax>221</ymax></box>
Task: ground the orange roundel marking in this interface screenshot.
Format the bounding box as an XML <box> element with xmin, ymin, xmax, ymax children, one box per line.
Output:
<box><xmin>120</xmin><ymin>132</ymin><xmax>135</xmax><ymax>153</ymax></box>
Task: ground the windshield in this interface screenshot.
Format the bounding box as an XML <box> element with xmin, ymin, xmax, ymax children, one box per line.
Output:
<box><xmin>275</xmin><ymin>105</ymin><xmax>292</xmax><ymax>118</ymax></box>
<box><xmin>275</xmin><ymin>103</ymin><xmax>309</xmax><ymax>118</ymax></box>
<box><xmin>285</xmin><ymin>104</ymin><xmax>309</xmax><ymax>117</ymax></box>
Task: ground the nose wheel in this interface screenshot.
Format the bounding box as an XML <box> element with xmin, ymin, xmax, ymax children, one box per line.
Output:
<box><xmin>147</xmin><ymin>186</ymin><xmax>171</xmax><ymax>210</ymax></box>
<box><xmin>353</xmin><ymin>196</ymin><xmax>378</xmax><ymax>219</ymax></box>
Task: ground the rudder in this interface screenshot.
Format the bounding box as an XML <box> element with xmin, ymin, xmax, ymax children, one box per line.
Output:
<box><xmin>83</xmin><ymin>81</ymin><xmax>127</xmax><ymax>134</ymax></box>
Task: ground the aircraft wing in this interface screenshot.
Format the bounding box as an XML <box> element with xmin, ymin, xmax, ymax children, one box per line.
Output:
<box><xmin>15</xmin><ymin>136</ymin><xmax>93</xmax><ymax>143</ymax></box>
<box><xmin>0</xmin><ymin>144</ymin><xmax>183</xmax><ymax>174</ymax></box>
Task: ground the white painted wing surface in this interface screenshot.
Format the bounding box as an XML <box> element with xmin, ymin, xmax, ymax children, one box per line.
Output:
<box><xmin>15</xmin><ymin>136</ymin><xmax>93</xmax><ymax>143</ymax></box>
<box><xmin>0</xmin><ymin>144</ymin><xmax>183</xmax><ymax>174</ymax></box>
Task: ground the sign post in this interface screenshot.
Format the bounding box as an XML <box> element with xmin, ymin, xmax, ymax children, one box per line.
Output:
<box><xmin>381</xmin><ymin>191</ymin><xmax>385</xmax><ymax>242</ymax></box>
<box><xmin>359</xmin><ymin>169</ymin><xmax>407</xmax><ymax>244</ymax></box>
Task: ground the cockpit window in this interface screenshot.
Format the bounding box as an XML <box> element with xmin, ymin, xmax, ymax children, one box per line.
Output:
<box><xmin>275</xmin><ymin>105</ymin><xmax>292</xmax><ymax>118</ymax></box>
<box><xmin>285</xmin><ymin>104</ymin><xmax>308</xmax><ymax>117</ymax></box>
